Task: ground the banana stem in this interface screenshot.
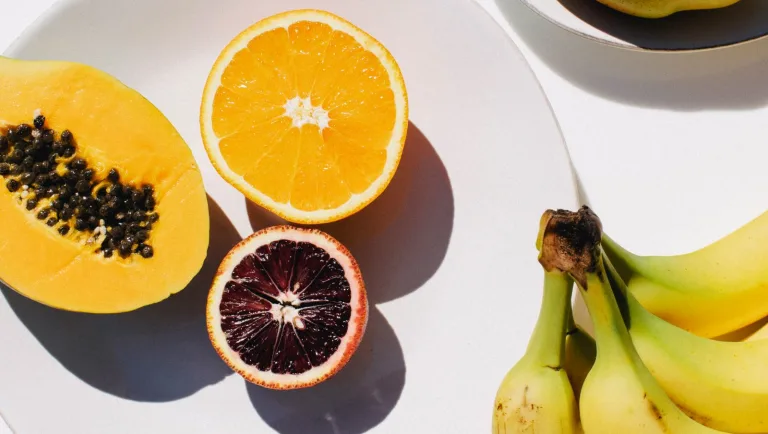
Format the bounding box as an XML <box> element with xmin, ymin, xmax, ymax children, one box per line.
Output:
<box><xmin>577</xmin><ymin>258</ymin><xmax>636</xmax><ymax>363</ymax></box>
<box><xmin>601</xmin><ymin>249</ymin><xmax>659</xmax><ymax>330</ymax></box>
<box><xmin>525</xmin><ymin>270</ymin><xmax>573</xmax><ymax>368</ymax></box>
<box><xmin>601</xmin><ymin>234</ymin><xmax>640</xmax><ymax>279</ymax></box>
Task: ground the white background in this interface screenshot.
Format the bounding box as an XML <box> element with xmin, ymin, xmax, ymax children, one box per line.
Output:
<box><xmin>2</xmin><ymin>0</ymin><xmax>768</xmax><ymax>432</ymax></box>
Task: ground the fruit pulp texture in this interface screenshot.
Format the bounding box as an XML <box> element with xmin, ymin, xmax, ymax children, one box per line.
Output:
<box><xmin>220</xmin><ymin>239</ymin><xmax>352</xmax><ymax>375</ymax></box>
<box><xmin>213</xmin><ymin>20</ymin><xmax>396</xmax><ymax>211</ymax></box>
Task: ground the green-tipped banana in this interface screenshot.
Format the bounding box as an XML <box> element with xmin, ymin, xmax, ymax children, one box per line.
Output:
<box><xmin>539</xmin><ymin>207</ymin><xmax>724</xmax><ymax>434</ymax></box>
<box><xmin>603</xmin><ymin>210</ymin><xmax>768</xmax><ymax>338</ymax></box>
<box><xmin>492</xmin><ymin>269</ymin><xmax>579</xmax><ymax>433</ymax></box>
<box><xmin>601</xmin><ymin>254</ymin><xmax>768</xmax><ymax>433</ymax></box>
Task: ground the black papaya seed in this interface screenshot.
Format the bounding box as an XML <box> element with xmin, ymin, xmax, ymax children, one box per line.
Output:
<box><xmin>139</xmin><ymin>245</ymin><xmax>154</xmax><ymax>258</ymax></box>
<box><xmin>136</xmin><ymin>230</ymin><xmax>149</xmax><ymax>242</ymax></box>
<box><xmin>15</xmin><ymin>124</ymin><xmax>31</xmax><ymax>138</ymax></box>
<box><xmin>60</xmin><ymin>130</ymin><xmax>73</xmax><ymax>144</ymax></box>
<box><xmin>74</xmin><ymin>218</ymin><xmax>87</xmax><ymax>231</ymax></box>
<box><xmin>75</xmin><ymin>179</ymin><xmax>90</xmax><ymax>194</ymax></box>
<box><xmin>6</xmin><ymin>179</ymin><xmax>19</xmax><ymax>192</ymax></box>
<box><xmin>22</xmin><ymin>156</ymin><xmax>34</xmax><ymax>169</ymax></box>
<box><xmin>107</xmin><ymin>168</ymin><xmax>120</xmax><ymax>183</ymax></box>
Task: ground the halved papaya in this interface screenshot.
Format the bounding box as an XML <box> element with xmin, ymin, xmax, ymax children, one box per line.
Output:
<box><xmin>0</xmin><ymin>56</ymin><xmax>209</xmax><ymax>313</ymax></box>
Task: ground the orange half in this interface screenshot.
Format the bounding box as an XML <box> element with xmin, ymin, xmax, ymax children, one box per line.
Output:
<box><xmin>200</xmin><ymin>9</ymin><xmax>408</xmax><ymax>224</ymax></box>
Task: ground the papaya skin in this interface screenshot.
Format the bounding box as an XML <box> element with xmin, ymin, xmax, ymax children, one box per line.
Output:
<box><xmin>0</xmin><ymin>56</ymin><xmax>209</xmax><ymax>313</ymax></box>
<box><xmin>597</xmin><ymin>0</ymin><xmax>741</xmax><ymax>18</ymax></box>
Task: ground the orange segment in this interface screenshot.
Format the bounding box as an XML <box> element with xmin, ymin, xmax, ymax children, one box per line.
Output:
<box><xmin>212</xmin><ymin>87</ymin><xmax>283</xmax><ymax>137</ymax></box>
<box><xmin>288</xmin><ymin>21</ymin><xmax>334</xmax><ymax>98</ymax></box>
<box><xmin>290</xmin><ymin>124</ymin><xmax>351</xmax><ymax>211</ymax></box>
<box><xmin>244</xmin><ymin>125</ymin><xmax>300</xmax><ymax>204</ymax></box>
<box><xmin>324</xmin><ymin>128</ymin><xmax>387</xmax><ymax>194</ymax></box>
<box><xmin>201</xmin><ymin>9</ymin><xmax>408</xmax><ymax>224</ymax></box>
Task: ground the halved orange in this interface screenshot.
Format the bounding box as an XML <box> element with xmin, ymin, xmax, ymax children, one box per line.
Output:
<box><xmin>200</xmin><ymin>9</ymin><xmax>408</xmax><ymax>224</ymax></box>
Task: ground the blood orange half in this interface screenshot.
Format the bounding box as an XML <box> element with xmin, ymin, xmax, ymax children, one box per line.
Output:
<box><xmin>207</xmin><ymin>226</ymin><xmax>367</xmax><ymax>389</ymax></box>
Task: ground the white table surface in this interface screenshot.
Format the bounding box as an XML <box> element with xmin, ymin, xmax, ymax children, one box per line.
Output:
<box><xmin>5</xmin><ymin>0</ymin><xmax>768</xmax><ymax>253</ymax></box>
<box><xmin>1</xmin><ymin>0</ymin><xmax>768</xmax><ymax>427</ymax></box>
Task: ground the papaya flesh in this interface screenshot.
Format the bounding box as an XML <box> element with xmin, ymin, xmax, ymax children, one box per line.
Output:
<box><xmin>597</xmin><ymin>0</ymin><xmax>741</xmax><ymax>18</ymax></box>
<box><xmin>0</xmin><ymin>56</ymin><xmax>209</xmax><ymax>313</ymax></box>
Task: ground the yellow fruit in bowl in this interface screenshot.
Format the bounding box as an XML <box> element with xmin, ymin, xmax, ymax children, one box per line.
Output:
<box><xmin>597</xmin><ymin>0</ymin><xmax>741</xmax><ymax>19</ymax></box>
<box><xmin>200</xmin><ymin>9</ymin><xmax>408</xmax><ymax>224</ymax></box>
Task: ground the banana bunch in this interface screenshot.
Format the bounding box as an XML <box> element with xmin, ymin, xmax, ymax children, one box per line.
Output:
<box><xmin>492</xmin><ymin>205</ymin><xmax>768</xmax><ymax>433</ymax></box>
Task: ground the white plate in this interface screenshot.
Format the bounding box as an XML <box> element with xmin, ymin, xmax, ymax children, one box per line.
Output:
<box><xmin>519</xmin><ymin>0</ymin><xmax>768</xmax><ymax>51</ymax></box>
<box><xmin>0</xmin><ymin>0</ymin><xmax>577</xmax><ymax>432</ymax></box>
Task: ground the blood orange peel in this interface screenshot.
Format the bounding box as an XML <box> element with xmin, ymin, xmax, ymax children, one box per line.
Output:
<box><xmin>207</xmin><ymin>225</ymin><xmax>367</xmax><ymax>389</ymax></box>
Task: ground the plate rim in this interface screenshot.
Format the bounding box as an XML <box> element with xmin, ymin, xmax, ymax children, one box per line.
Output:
<box><xmin>518</xmin><ymin>0</ymin><xmax>768</xmax><ymax>53</ymax></box>
<box><xmin>0</xmin><ymin>0</ymin><xmax>581</xmax><ymax>432</ymax></box>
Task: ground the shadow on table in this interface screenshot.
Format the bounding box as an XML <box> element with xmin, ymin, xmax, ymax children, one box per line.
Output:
<box><xmin>247</xmin><ymin>307</ymin><xmax>405</xmax><ymax>434</ymax></box>
<box><xmin>498</xmin><ymin>0</ymin><xmax>768</xmax><ymax>111</ymax></box>
<box><xmin>1</xmin><ymin>195</ymin><xmax>240</xmax><ymax>401</ymax></box>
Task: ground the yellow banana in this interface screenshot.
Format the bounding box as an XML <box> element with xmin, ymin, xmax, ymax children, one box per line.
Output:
<box><xmin>563</xmin><ymin>306</ymin><xmax>595</xmax><ymax>400</ymax></box>
<box><xmin>603</xmin><ymin>211</ymin><xmax>768</xmax><ymax>337</ymax></box>
<box><xmin>745</xmin><ymin>320</ymin><xmax>768</xmax><ymax>341</ymax></box>
<box><xmin>539</xmin><ymin>206</ymin><xmax>724</xmax><ymax>434</ymax></box>
<box><xmin>601</xmin><ymin>254</ymin><xmax>768</xmax><ymax>432</ymax></box>
<box><xmin>492</xmin><ymin>269</ymin><xmax>579</xmax><ymax>433</ymax></box>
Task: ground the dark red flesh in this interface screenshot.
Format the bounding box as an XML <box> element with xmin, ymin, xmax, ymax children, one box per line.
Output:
<box><xmin>219</xmin><ymin>239</ymin><xmax>352</xmax><ymax>375</ymax></box>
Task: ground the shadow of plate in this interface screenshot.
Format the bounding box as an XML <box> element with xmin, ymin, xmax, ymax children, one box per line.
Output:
<box><xmin>500</xmin><ymin>0</ymin><xmax>768</xmax><ymax>110</ymax></box>
<box><xmin>1</xmin><ymin>195</ymin><xmax>240</xmax><ymax>401</ymax></box>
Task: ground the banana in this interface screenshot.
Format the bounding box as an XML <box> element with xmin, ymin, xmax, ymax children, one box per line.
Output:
<box><xmin>563</xmin><ymin>305</ymin><xmax>595</xmax><ymax>400</ymax></box>
<box><xmin>745</xmin><ymin>320</ymin><xmax>768</xmax><ymax>341</ymax></box>
<box><xmin>713</xmin><ymin>315</ymin><xmax>768</xmax><ymax>342</ymax></box>
<box><xmin>601</xmin><ymin>253</ymin><xmax>768</xmax><ymax>433</ymax></box>
<box><xmin>538</xmin><ymin>206</ymin><xmax>724</xmax><ymax>434</ymax></box>
<box><xmin>602</xmin><ymin>211</ymin><xmax>768</xmax><ymax>337</ymax></box>
<box><xmin>492</xmin><ymin>269</ymin><xmax>579</xmax><ymax>434</ymax></box>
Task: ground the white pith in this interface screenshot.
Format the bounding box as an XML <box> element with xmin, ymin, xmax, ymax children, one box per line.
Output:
<box><xmin>200</xmin><ymin>10</ymin><xmax>408</xmax><ymax>222</ymax></box>
<box><xmin>283</xmin><ymin>96</ymin><xmax>330</xmax><ymax>130</ymax></box>
<box><xmin>208</xmin><ymin>227</ymin><xmax>366</xmax><ymax>387</ymax></box>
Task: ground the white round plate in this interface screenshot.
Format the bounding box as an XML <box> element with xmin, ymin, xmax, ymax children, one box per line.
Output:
<box><xmin>0</xmin><ymin>0</ymin><xmax>577</xmax><ymax>433</ymax></box>
<box><xmin>520</xmin><ymin>0</ymin><xmax>768</xmax><ymax>51</ymax></box>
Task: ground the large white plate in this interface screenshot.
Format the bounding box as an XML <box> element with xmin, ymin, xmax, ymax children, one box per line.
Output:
<box><xmin>0</xmin><ymin>0</ymin><xmax>577</xmax><ymax>432</ymax></box>
<box><xmin>519</xmin><ymin>0</ymin><xmax>768</xmax><ymax>51</ymax></box>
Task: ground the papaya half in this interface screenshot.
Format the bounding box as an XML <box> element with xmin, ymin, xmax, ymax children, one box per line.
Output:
<box><xmin>597</xmin><ymin>0</ymin><xmax>741</xmax><ymax>18</ymax></box>
<box><xmin>0</xmin><ymin>56</ymin><xmax>209</xmax><ymax>313</ymax></box>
